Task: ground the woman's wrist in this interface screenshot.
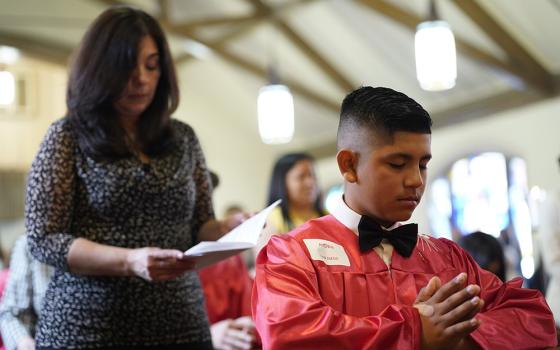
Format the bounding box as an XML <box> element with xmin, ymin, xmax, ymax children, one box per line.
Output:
<box><xmin>124</xmin><ymin>248</ymin><xmax>137</xmax><ymax>277</ymax></box>
<box><xmin>68</xmin><ymin>238</ymin><xmax>135</xmax><ymax>277</ymax></box>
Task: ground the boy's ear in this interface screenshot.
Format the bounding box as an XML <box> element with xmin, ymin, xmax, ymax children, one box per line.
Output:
<box><xmin>336</xmin><ymin>149</ymin><xmax>358</xmax><ymax>183</ymax></box>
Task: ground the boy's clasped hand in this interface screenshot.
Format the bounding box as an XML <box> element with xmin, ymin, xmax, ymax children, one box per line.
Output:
<box><xmin>414</xmin><ymin>273</ymin><xmax>483</xmax><ymax>350</ymax></box>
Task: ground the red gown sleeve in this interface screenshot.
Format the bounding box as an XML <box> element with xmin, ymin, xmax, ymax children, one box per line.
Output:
<box><xmin>199</xmin><ymin>255</ymin><xmax>253</xmax><ymax>324</ymax></box>
<box><xmin>252</xmin><ymin>235</ymin><xmax>422</xmax><ymax>350</ymax></box>
<box><xmin>447</xmin><ymin>240</ymin><xmax>557</xmax><ymax>350</ymax></box>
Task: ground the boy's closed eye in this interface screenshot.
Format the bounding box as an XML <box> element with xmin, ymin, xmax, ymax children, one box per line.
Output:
<box><xmin>388</xmin><ymin>162</ymin><xmax>406</xmax><ymax>169</ymax></box>
<box><xmin>388</xmin><ymin>162</ymin><xmax>428</xmax><ymax>168</ymax></box>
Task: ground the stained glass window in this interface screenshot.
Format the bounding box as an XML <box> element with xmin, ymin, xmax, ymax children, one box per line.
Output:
<box><xmin>428</xmin><ymin>153</ymin><xmax>535</xmax><ymax>278</ymax></box>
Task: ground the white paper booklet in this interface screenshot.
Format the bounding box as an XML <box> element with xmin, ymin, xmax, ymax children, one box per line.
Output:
<box><xmin>184</xmin><ymin>200</ymin><xmax>281</xmax><ymax>269</ymax></box>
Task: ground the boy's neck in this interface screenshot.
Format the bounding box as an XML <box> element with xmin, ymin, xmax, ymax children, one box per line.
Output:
<box><xmin>342</xmin><ymin>194</ymin><xmax>395</xmax><ymax>228</ymax></box>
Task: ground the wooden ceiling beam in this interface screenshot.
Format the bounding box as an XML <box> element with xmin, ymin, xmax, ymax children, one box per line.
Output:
<box><xmin>0</xmin><ymin>15</ymin><xmax>89</xmax><ymax>28</ymax></box>
<box><xmin>0</xmin><ymin>31</ymin><xmax>72</xmax><ymax>66</ymax></box>
<box><xmin>173</xmin><ymin>18</ymin><xmax>267</xmax><ymax>65</ymax></box>
<box><xmin>156</xmin><ymin>0</ymin><xmax>262</xmax><ymax>33</ymax></box>
<box><xmin>157</xmin><ymin>0</ymin><xmax>171</xmax><ymax>22</ymax></box>
<box><xmin>168</xmin><ymin>31</ymin><xmax>340</xmax><ymax>113</ymax></box>
<box><xmin>451</xmin><ymin>0</ymin><xmax>556</xmax><ymax>94</ymax></box>
<box><xmin>173</xmin><ymin>40</ymin><xmax>340</xmax><ymax>113</ymax></box>
<box><xmin>356</xmin><ymin>0</ymin><xmax>552</xmax><ymax>94</ymax></box>
<box><xmin>160</xmin><ymin>0</ymin><xmax>313</xmax><ymax>34</ymax></box>
<box><xmin>176</xmin><ymin>16</ymin><xmax>276</xmax><ymax>64</ymax></box>
<box><xmin>274</xmin><ymin>20</ymin><xmax>354</xmax><ymax>92</ymax></box>
<box><xmin>169</xmin><ymin>22</ymin><xmax>339</xmax><ymax>112</ymax></box>
<box><xmin>94</xmin><ymin>0</ymin><xmax>127</xmax><ymax>7</ymax></box>
<box><xmin>173</xmin><ymin>14</ymin><xmax>262</xmax><ymax>33</ymax></box>
<box><xmin>433</xmin><ymin>89</ymin><xmax>550</xmax><ymax>127</ymax></box>
<box><xmin>246</xmin><ymin>0</ymin><xmax>355</xmax><ymax>93</ymax></box>
<box><xmin>187</xmin><ymin>37</ymin><xmax>341</xmax><ymax>113</ymax></box>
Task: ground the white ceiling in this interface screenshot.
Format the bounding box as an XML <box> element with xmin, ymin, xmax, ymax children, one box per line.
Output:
<box><xmin>1</xmin><ymin>0</ymin><xmax>559</xmax><ymax>156</ymax></box>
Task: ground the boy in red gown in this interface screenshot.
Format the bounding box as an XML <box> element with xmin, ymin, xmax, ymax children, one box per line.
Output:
<box><xmin>252</xmin><ymin>86</ymin><xmax>557</xmax><ymax>349</ymax></box>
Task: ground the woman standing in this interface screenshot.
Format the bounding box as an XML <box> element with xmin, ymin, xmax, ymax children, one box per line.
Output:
<box><xmin>25</xmin><ymin>6</ymin><xmax>237</xmax><ymax>350</ymax></box>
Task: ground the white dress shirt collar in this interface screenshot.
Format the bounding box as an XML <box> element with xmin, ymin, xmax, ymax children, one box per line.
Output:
<box><xmin>330</xmin><ymin>193</ymin><xmax>400</xmax><ymax>236</ymax></box>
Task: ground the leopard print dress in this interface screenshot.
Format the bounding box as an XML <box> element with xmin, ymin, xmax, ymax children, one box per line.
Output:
<box><xmin>25</xmin><ymin>118</ymin><xmax>214</xmax><ymax>348</ymax></box>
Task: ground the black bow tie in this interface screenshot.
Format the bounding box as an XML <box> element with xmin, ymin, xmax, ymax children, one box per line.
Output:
<box><xmin>358</xmin><ymin>216</ymin><xmax>418</xmax><ymax>257</ymax></box>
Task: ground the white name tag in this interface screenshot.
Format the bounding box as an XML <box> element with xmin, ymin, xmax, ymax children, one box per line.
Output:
<box><xmin>303</xmin><ymin>239</ymin><xmax>350</xmax><ymax>266</ymax></box>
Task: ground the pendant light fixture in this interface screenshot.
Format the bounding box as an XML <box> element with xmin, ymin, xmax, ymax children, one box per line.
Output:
<box><xmin>415</xmin><ymin>0</ymin><xmax>457</xmax><ymax>91</ymax></box>
<box><xmin>257</xmin><ymin>64</ymin><xmax>294</xmax><ymax>144</ymax></box>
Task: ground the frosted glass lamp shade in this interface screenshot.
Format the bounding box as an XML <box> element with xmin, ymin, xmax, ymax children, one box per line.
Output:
<box><xmin>0</xmin><ymin>70</ymin><xmax>15</xmax><ymax>105</ymax></box>
<box><xmin>415</xmin><ymin>20</ymin><xmax>457</xmax><ymax>91</ymax></box>
<box><xmin>257</xmin><ymin>84</ymin><xmax>294</xmax><ymax>144</ymax></box>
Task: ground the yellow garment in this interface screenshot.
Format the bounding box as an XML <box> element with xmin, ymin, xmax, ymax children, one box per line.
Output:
<box><xmin>267</xmin><ymin>206</ymin><xmax>323</xmax><ymax>234</ymax></box>
<box><xmin>254</xmin><ymin>206</ymin><xmax>326</xmax><ymax>260</ymax></box>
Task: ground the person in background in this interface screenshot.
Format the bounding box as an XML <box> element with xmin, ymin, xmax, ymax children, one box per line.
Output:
<box><xmin>252</xmin><ymin>86</ymin><xmax>557</xmax><ymax>349</ymax></box>
<box><xmin>25</xmin><ymin>6</ymin><xmax>243</xmax><ymax>349</ymax></box>
<box><xmin>0</xmin><ymin>235</ymin><xmax>53</xmax><ymax>350</ymax></box>
<box><xmin>459</xmin><ymin>231</ymin><xmax>506</xmax><ymax>282</ymax></box>
<box><xmin>198</xmin><ymin>173</ymin><xmax>258</xmax><ymax>350</ymax></box>
<box><xmin>224</xmin><ymin>204</ymin><xmax>245</xmax><ymax>219</ymax></box>
<box><xmin>498</xmin><ymin>228</ymin><xmax>522</xmax><ymax>282</ymax></box>
<box><xmin>540</xmin><ymin>156</ymin><xmax>560</xmax><ymax>342</ymax></box>
<box><xmin>266</xmin><ymin>153</ymin><xmax>326</xmax><ymax>233</ymax></box>
<box><xmin>223</xmin><ymin>204</ymin><xmax>256</xmax><ymax>272</ymax></box>
<box><xmin>255</xmin><ymin>153</ymin><xmax>326</xmax><ymax>254</ymax></box>
<box><xmin>199</xmin><ymin>254</ymin><xmax>257</xmax><ymax>350</ymax></box>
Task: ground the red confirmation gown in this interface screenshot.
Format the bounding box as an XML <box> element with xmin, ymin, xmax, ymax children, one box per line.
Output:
<box><xmin>199</xmin><ymin>255</ymin><xmax>252</xmax><ymax>324</ymax></box>
<box><xmin>252</xmin><ymin>215</ymin><xmax>557</xmax><ymax>349</ymax></box>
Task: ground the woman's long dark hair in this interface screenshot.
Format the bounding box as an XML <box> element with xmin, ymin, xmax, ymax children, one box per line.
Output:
<box><xmin>266</xmin><ymin>153</ymin><xmax>326</xmax><ymax>230</ymax></box>
<box><xmin>67</xmin><ymin>6</ymin><xmax>179</xmax><ymax>161</ymax></box>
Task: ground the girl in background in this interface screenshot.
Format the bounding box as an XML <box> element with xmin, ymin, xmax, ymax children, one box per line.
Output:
<box><xmin>255</xmin><ymin>153</ymin><xmax>326</xmax><ymax>254</ymax></box>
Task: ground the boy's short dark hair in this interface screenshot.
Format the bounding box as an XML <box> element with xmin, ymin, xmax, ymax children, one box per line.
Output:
<box><xmin>337</xmin><ymin>86</ymin><xmax>432</xmax><ymax>148</ymax></box>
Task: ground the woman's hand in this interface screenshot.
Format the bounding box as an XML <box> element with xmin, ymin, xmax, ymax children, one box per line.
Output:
<box><xmin>126</xmin><ymin>247</ymin><xmax>196</xmax><ymax>282</ymax></box>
